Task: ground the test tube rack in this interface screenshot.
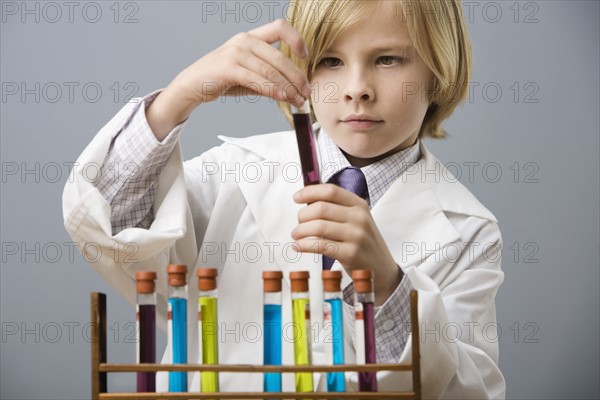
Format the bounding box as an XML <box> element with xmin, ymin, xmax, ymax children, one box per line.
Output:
<box><xmin>90</xmin><ymin>291</ymin><xmax>421</xmax><ymax>399</ymax></box>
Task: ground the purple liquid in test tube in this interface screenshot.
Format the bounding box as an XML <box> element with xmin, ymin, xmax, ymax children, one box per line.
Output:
<box><xmin>292</xmin><ymin>100</ymin><xmax>320</xmax><ymax>186</ymax></box>
<box><xmin>137</xmin><ymin>304</ymin><xmax>156</xmax><ymax>392</ymax></box>
<box><xmin>360</xmin><ymin>302</ymin><xmax>377</xmax><ymax>391</ymax></box>
<box><xmin>352</xmin><ymin>269</ymin><xmax>378</xmax><ymax>392</ymax></box>
<box><xmin>135</xmin><ymin>272</ymin><xmax>157</xmax><ymax>393</ymax></box>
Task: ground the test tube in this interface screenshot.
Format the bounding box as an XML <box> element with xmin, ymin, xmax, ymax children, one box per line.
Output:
<box><xmin>135</xmin><ymin>271</ymin><xmax>156</xmax><ymax>392</ymax></box>
<box><xmin>322</xmin><ymin>271</ymin><xmax>346</xmax><ymax>392</ymax></box>
<box><xmin>290</xmin><ymin>271</ymin><xmax>314</xmax><ymax>392</ymax></box>
<box><xmin>167</xmin><ymin>264</ymin><xmax>188</xmax><ymax>392</ymax></box>
<box><xmin>292</xmin><ymin>99</ymin><xmax>320</xmax><ymax>186</ymax></box>
<box><xmin>197</xmin><ymin>268</ymin><xmax>220</xmax><ymax>393</ymax></box>
<box><xmin>351</xmin><ymin>270</ymin><xmax>377</xmax><ymax>392</ymax></box>
<box><xmin>262</xmin><ymin>271</ymin><xmax>283</xmax><ymax>393</ymax></box>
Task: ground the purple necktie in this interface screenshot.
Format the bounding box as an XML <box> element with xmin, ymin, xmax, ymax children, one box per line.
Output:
<box><xmin>323</xmin><ymin>167</ymin><xmax>369</xmax><ymax>270</ymax></box>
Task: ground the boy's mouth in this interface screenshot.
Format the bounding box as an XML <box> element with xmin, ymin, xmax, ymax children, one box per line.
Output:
<box><xmin>341</xmin><ymin>114</ymin><xmax>383</xmax><ymax>130</ymax></box>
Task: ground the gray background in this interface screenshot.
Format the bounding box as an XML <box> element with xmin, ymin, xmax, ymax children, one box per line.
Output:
<box><xmin>1</xmin><ymin>1</ymin><xmax>598</xmax><ymax>399</ymax></box>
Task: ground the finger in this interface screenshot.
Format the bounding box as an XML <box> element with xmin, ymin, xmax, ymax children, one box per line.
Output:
<box><xmin>222</xmin><ymin>84</ymin><xmax>261</xmax><ymax>97</ymax></box>
<box><xmin>225</xmin><ymin>66</ymin><xmax>288</xmax><ymax>102</ymax></box>
<box><xmin>237</xmin><ymin>55</ymin><xmax>304</xmax><ymax>104</ymax></box>
<box><xmin>291</xmin><ymin>219</ymin><xmax>349</xmax><ymax>242</ymax></box>
<box><xmin>294</xmin><ymin>183</ymin><xmax>367</xmax><ymax>207</ymax></box>
<box><xmin>293</xmin><ymin>238</ymin><xmax>343</xmax><ymax>259</ymax></box>
<box><xmin>248</xmin><ymin>41</ymin><xmax>311</xmax><ymax>100</ymax></box>
<box><xmin>297</xmin><ymin>201</ymin><xmax>350</xmax><ymax>224</ymax></box>
<box><xmin>223</xmin><ymin>84</ymin><xmax>287</xmax><ymax>102</ymax></box>
<box><xmin>248</xmin><ymin>19</ymin><xmax>308</xmax><ymax>59</ymax></box>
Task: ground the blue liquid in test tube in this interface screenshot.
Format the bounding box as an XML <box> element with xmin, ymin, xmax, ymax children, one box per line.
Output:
<box><xmin>262</xmin><ymin>271</ymin><xmax>283</xmax><ymax>393</ymax></box>
<box><xmin>325</xmin><ymin>298</ymin><xmax>345</xmax><ymax>391</ymax></box>
<box><xmin>169</xmin><ymin>297</ymin><xmax>187</xmax><ymax>391</ymax></box>
<box><xmin>264</xmin><ymin>304</ymin><xmax>282</xmax><ymax>391</ymax></box>
<box><xmin>323</xmin><ymin>270</ymin><xmax>346</xmax><ymax>393</ymax></box>
<box><xmin>167</xmin><ymin>264</ymin><xmax>188</xmax><ymax>392</ymax></box>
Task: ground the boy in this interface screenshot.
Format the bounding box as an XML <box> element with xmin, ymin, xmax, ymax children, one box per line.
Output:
<box><xmin>63</xmin><ymin>0</ymin><xmax>504</xmax><ymax>397</ymax></box>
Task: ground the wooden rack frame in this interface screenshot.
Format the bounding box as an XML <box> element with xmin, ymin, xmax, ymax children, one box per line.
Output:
<box><xmin>91</xmin><ymin>291</ymin><xmax>421</xmax><ymax>399</ymax></box>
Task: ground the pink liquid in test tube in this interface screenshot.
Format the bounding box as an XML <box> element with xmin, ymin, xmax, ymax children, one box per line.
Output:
<box><xmin>292</xmin><ymin>100</ymin><xmax>320</xmax><ymax>186</ymax></box>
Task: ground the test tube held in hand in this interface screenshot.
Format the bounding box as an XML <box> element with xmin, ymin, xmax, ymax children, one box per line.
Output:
<box><xmin>135</xmin><ymin>271</ymin><xmax>157</xmax><ymax>393</ymax></box>
<box><xmin>292</xmin><ymin>100</ymin><xmax>321</xmax><ymax>186</ymax></box>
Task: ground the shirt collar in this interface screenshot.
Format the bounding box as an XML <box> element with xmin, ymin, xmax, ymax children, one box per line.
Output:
<box><xmin>317</xmin><ymin>126</ymin><xmax>422</xmax><ymax>207</ymax></box>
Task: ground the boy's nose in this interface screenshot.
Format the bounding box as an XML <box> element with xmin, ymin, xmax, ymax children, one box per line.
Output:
<box><xmin>342</xmin><ymin>72</ymin><xmax>374</xmax><ymax>103</ymax></box>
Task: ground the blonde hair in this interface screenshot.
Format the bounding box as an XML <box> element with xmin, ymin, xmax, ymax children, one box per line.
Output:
<box><xmin>278</xmin><ymin>0</ymin><xmax>472</xmax><ymax>139</ymax></box>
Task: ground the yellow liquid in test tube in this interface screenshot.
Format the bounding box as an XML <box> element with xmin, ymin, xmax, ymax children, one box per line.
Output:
<box><xmin>292</xmin><ymin>297</ymin><xmax>313</xmax><ymax>392</ymax></box>
<box><xmin>198</xmin><ymin>296</ymin><xmax>219</xmax><ymax>392</ymax></box>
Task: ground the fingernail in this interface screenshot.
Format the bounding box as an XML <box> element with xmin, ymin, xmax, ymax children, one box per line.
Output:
<box><xmin>303</xmin><ymin>84</ymin><xmax>311</xmax><ymax>98</ymax></box>
<box><xmin>301</xmin><ymin>45</ymin><xmax>309</xmax><ymax>58</ymax></box>
<box><xmin>294</xmin><ymin>93</ymin><xmax>305</xmax><ymax>106</ymax></box>
<box><xmin>293</xmin><ymin>191</ymin><xmax>301</xmax><ymax>201</ymax></box>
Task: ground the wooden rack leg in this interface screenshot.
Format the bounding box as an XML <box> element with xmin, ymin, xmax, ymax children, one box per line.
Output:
<box><xmin>91</xmin><ymin>292</ymin><xmax>107</xmax><ymax>400</ymax></box>
<box><xmin>410</xmin><ymin>290</ymin><xmax>421</xmax><ymax>400</ymax></box>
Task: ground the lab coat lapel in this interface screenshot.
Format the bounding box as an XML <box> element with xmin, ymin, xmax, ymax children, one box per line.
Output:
<box><xmin>371</xmin><ymin>142</ymin><xmax>462</xmax><ymax>270</ymax></box>
<box><xmin>217</xmin><ymin>132</ymin><xmax>322</xmax><ymax>287</ymax></box>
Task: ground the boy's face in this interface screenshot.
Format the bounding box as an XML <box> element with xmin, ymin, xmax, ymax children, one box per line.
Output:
<box><xmin>310</xmin><ymin>4</ymin><xmax>433</xmax><ymax>167</ymax></box>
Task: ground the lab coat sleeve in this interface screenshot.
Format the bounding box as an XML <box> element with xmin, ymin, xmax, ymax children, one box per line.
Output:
<box><xmin>62</xmin><ymin>97</ymin><xmax>223</xmax><ymax>330</ymax></box>
<box><xmin>338</xmin><ymin>215</ymin><xmax>505</xmax><ymax>399</ymax></box>
<box><xmin>97</xmin><ymin>94</ymin><xmax>184</xmax><ymax>233</ymax></box>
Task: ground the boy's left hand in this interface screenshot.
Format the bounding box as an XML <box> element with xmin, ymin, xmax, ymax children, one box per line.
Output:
<box><xmin>292</xmin><ymin>184</ymin><xmax>403</xmax><ymax>305</ymax></box>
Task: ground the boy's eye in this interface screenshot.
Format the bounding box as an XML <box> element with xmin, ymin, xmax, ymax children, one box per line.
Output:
<box><xmin>319</xmin><ymin>57</ymin><xmax>342</xmax><ymax>68</ymax></box>
<box><xmin>378</xmin><ymin>56</ymin><xmax>404</xmax><ymax>66</ymax></box>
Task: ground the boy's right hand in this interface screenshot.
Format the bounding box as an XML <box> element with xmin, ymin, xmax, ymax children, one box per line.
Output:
<box><xmin>147</xmin><ymin>19</ymin><xmax>311</xmax><ymax>140</ymax></box>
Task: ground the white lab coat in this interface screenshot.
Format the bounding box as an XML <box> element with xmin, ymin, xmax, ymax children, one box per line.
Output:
<box><xmin>63</xmin><ymin>99</ymin><xmax>505</xmax><ymax>398</ymax></box>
